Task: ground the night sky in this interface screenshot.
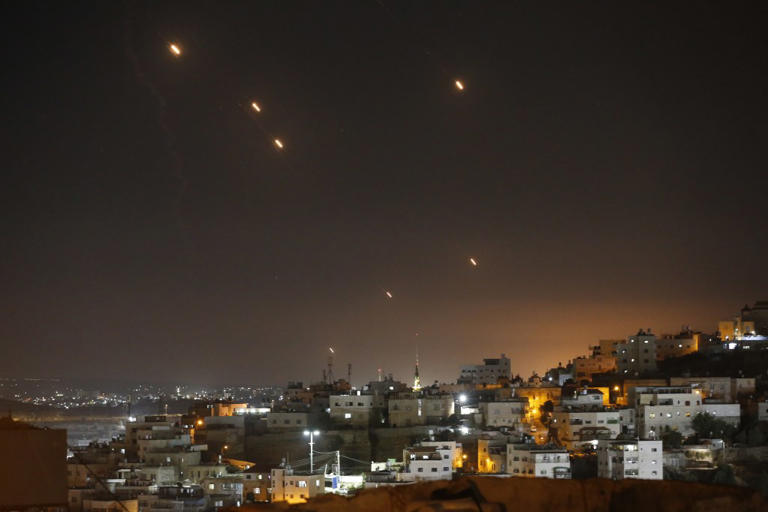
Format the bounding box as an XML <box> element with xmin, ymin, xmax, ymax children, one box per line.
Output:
<box><xmin>2</xmin><ymin>1</ymin><xmax>767</xmax><ymax>386</ymax></box>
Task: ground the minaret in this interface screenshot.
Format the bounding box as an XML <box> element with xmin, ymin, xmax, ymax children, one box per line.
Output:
<box><xmin>413</xmin><ymin>349</ymin><xmax>421</xmax><ymax>391</ymax></box>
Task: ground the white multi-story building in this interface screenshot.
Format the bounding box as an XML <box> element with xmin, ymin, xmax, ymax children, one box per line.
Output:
<box><xmin>615</xmin><ymin>331</ymin><xmax>657</xmax><ymax>376</ymax></box>
<box><xmin>418</xmin><ymin>440</ymin><xmax>464</xmax><ymax>469</ymax></box>
<box><xmin>550</xmin><ymin>408</ymin><xmax>621</xmax><ymax>449</ymax></box>
<box><xmin>634</xmin><ymin>386</ymin><xmax>742</xmax><ymax>438</ymax></box>
<box><xmin>459</xmin><ymin>354</ymin><xmax>511</xmax><ymax>385</ymax></box>
<box><xmin>597</xmin><ymin>440</ymin><xmax>662</xmax><ymax>480</ymax></box>
<box><xmin>506</xmin><ymin>444</ymin><xmax>571</xmax><ymax>479</ymax></box>
<box><xmin>400</xmin><ymin>445</ymin><xmax>453</xmax><ymax>481</ymax></box>
<box><xmin>633</xmin><ymin>387</ymin><xmax>701</xmax><ymax>438</ymax></box>
<box><xmin>479</xmin><ymin>400</ymin><xmax>527</xmax><ymax>429</ymax></box>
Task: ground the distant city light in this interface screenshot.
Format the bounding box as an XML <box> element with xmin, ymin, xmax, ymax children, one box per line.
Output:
<box><xmin>169</xmin><ymin>43</ymin><xmax>181</xmax><ymax>56</ymax></box>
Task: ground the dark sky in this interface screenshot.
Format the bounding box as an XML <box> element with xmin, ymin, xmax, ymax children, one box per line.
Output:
<box><xmin>2</xmin><ymin>1</ymin><xmax>767</xmax><ymax>386</ymax></box>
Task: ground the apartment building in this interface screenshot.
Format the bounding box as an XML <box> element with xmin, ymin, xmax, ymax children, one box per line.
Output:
<box><xmin>459</xmin><ymin>354</ymin><xmax>511</xmax><ymax>385</ymax></box>
<box><xmin>400</xmin><ymin>445</ymin><xmax>453</xmax><ymax>481</ymax></box>
<box><xmin>270</xmin><ymin>468</ymin><xmax>325</xmax><ymax>504</ymax></box>
<box><xmin>329</xmin><ymin>394</ymin><xmax>380</xmax><ymax>427</ymax></box>
<box><xmin>506</xmin><ymin>443</ymin><xmax>571</xmax><ymax>479</ymax></box>
<box><xmin>479</xmin><ymin>400</ymin><xmax>527</xmax><ymax>429</ymax></box>
<box><xmin>550</xmin><ymin>408</ymin><xmax>621</xmax><ymax>449</ymax></box>
<box><xmin>615</xmin><ymin>331</ymin><xmax>657</xmax><ymax>376</ymax></box>
<box><xmin>597</xmin><ymin>439</ymin><xmax>662</xmax><ymax>480</ymax></box>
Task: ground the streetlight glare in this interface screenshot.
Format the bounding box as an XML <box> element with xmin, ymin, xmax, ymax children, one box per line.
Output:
<box><xmin>303</xmin><ymin>430</ymin><xmax>310</xmax><ymax>436</ymax></box>
<box><xmin>274</xmin><ymin>138</ymin><xmax>284</xmax><ymax>149</ymax></box>
<box><xmin>169</xmin><ymin>43</ymin><xmax>181</xmax><ymax>56</ymax></box>
<box><xmin>313</xmin><ymin>430</ymin><xmax>320</xmax><ymax>436</ymax></box>
<box><xmin>454</xmin><ymin>79</ymin><xmax>464</xmax><ymax>91</ymax></box>
<box><xmin>251</xmin><ymin>101</ymin><xmax>261</xmax><ymax>112</ymax></box>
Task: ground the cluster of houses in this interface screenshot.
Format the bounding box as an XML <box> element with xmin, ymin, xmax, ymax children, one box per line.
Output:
<box><xmin>11</xmin><ymin>301</ymin><xmax>766</xmax><ymax>509</ymax></box>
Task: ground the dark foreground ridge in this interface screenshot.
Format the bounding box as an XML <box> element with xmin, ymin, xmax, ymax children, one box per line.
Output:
<box><xmin>229</xmin><ymin>476</ymin><xmax>767</xmax><ymax>512</ymax></box>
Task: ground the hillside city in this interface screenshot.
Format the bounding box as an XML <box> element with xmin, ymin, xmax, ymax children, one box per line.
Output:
<box><xmin>4</xmin><ymin>300</ymin><xmax>768</xmax><ymax>510</ymax></box>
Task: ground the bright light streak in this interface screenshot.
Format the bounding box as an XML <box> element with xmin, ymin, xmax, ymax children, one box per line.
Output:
<box><xmin>329</xmin><ymin>347</ymin><xmax>335</xmax><ymax>354</ymax></box>
<box><xmin>454</xmin><ymin>80</ymin><xmax>464</xmax><ymax>91</ymax></box>
<box><xmin>251</xmin><ymin>101</ymin><xmax>261</xmax><ymax>112</ymax></box>
<box><xmin>274</xmin><ymin>138</ymin><xmax>284</xmax><ymax>149</ymax></box>
<box><xmin>169</xmin><ymin>43</ymin><xmax>181</xmax><ymax>56</ymax></box>
<box><xmin>469</xmin><ymin>257</ymin><xmax>477</xmax><ymax>267</ymax></box>
<box><xmin>385</xmin><ymin>291</ymin><xmax>393</xmax><ymax>299</ymax></box>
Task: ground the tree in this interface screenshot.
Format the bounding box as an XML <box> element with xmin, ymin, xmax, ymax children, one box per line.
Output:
<box><xmin>540</xmin><ymin>400</ymin><xmax>555</xmax><ymax>425</ymax></box>
<box><xmin>661</xmin><ymin>429</ymin><xmax>683</xmax><ymax>449</ymax></box>
<box><xmin>691</xmin><ymin>412</ymin><xmax>736</xmax><ymax>441</ymax></box>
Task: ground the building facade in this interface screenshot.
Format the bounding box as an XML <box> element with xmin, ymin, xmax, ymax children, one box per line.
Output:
<box><xmin>506</xmin><ymin>444</ymin><xmax>571</xmax><ymax>479</ymax></box>
<box><xmin>597</xmin><ymin>440</ymin><xmax>662</xmax><ymax>480</ymax></box>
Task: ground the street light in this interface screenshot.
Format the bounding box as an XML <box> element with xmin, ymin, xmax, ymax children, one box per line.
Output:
<box><xmin>303</xmin><ymin>430</ymin><xmax>320</xmax><ymax>473</ymax></box>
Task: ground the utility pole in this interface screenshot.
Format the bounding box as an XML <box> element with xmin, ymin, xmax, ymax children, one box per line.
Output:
<box><xmin>304</xmin><ymin>430</ymin><xmax>320</xmax><ymax>473</ymax></box>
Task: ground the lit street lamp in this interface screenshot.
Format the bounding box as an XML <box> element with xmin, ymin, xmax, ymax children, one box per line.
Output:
<box><xmin>303</xmin><ymin>430</ymin><xmax>320</xmax><ymax>473</ymax></box>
